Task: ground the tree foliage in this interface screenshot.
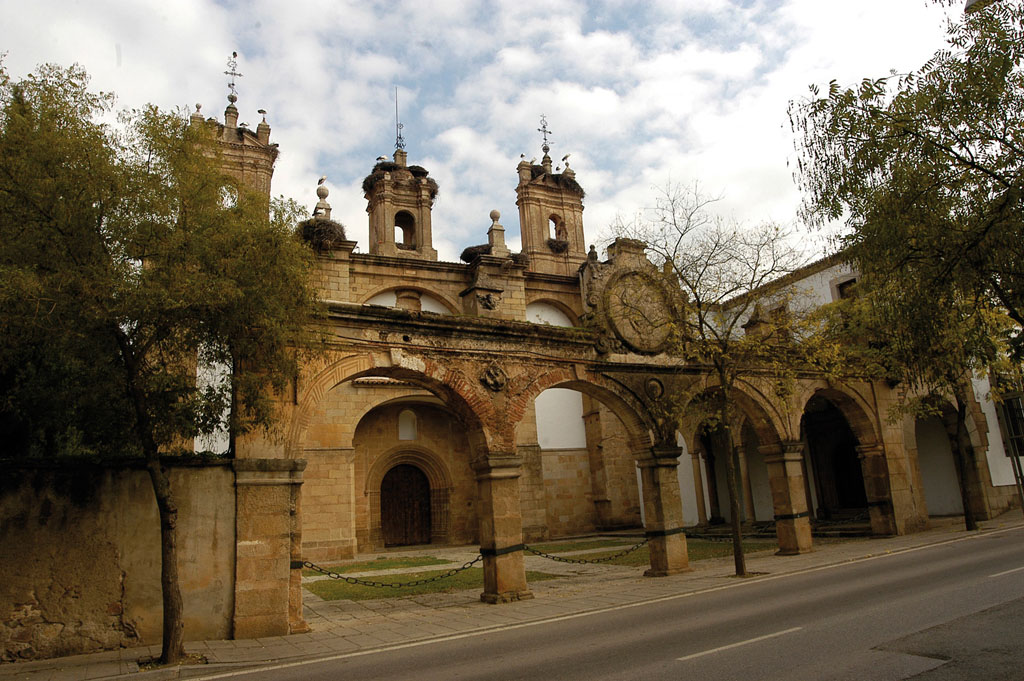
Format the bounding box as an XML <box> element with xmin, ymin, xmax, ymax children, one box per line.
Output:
<box><xmin>0</xmin><ymin>62</ymin><xmax>320</xmax><ymax>662</ymax></box>
<box><xmin>790</xmin><ymin>0</ymin><xmax>1024</xmax><ymax>353</ymax></box>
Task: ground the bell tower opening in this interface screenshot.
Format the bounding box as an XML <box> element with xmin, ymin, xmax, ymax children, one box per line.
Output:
<box><xmin>395</xmin><ymin>210</ymin><xmax>416</xmax><ymax>250</ymax></box>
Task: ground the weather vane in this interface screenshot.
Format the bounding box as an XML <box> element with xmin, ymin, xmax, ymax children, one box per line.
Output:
<box><xmin>224</xmin><ymin>51</ymin><xmax>243</xmax><ymax>103</ymax></box>
<box><xmin>538</xmin><ymin>115</ymin><xmax>552</xmax><ymax>154</ymax></box>
<box><xmin>394</xmin><ymin>86</ymin><xmax>406</xmax><ymax>151</ymax></box>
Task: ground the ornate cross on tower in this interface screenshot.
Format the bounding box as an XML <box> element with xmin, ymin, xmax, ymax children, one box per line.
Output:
<box><xmin>395</xmin><ymin>86</ymin><xmax>406</xmax><ymax>151</ymax></box>
<box><xmin>537</xmin><ymin>114</ymin><xmax>553</xmax><ymax>155</ymax></box>
<box><xmin>224</xmin><ymin>51</ymin><xmax>243</xmax><ymax>104</ymax></box>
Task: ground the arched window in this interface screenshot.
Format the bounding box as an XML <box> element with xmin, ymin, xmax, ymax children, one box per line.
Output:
<box><xmin>398</xmin><ymin>409</ymin><xmax>417</xmax><ymax>440</ymax></box>
<box><xmin>395</xmin><ymin>211</ymin><xmax>416</xmax><ymax>250</ymax></box>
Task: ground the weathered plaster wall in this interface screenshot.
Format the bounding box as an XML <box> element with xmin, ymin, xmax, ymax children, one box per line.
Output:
<box><xmin>0</xmin><ymin>460</ymin><xmax>235</xmax><ymax>662</ymax></box>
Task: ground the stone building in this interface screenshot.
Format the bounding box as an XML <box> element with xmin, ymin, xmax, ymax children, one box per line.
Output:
<box><xmin>4</xmin><ymin>88</ymin><xmax>1020</xmax><ymax>662</ymax></box>
<box><xmin>211</xmin><ymin>94</ymin><xmax>1020</xmax><ymax>602</ymax></box>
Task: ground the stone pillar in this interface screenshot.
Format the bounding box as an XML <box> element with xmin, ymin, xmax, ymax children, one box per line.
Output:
<box><xmin>473</xmin><ymin>453</ymin><xmax>533</xmax><ymax>603</ymax></box>
<box><xmin>762</xmin><ymin>442</ymin><xmax>813</xmax><ymax>555</ymax></box>
<box><xmin>637</xmin><ymin>446</ymin><xmax>690</xmax><ymax>576</ymax></box>
<box><xmin>856</xmin><ymin>444</ymin><xmax>898</xmax><ymax>536</ymax></box>
<box><xmin>233</xmin><ymin>459</ymin><xmax>308</xmax><ymax>638</ymax></box>
<box><xmin>691</xmin><ymin>451</ymin><xmax>708</xmax><ymax>525</ymax></box>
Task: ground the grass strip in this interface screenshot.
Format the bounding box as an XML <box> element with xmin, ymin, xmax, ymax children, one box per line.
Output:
<box><xmin>527</xmin><ymin>538</ymin><xmax>638</xmax><ymax>553</ymax></box>
<box><xmin>306</xmin><ymin>568</ymin><xmax>561</xmax><ymax>601</ymax></box>
<box><xmin>581</xmin><ymin>539</ymin><xmax>777</xmax><ymax>567</ymax></box>
<box><xmin>302</xmin><ymin>555</ymin><xmax>450</xmax><ymax>577</ymax></box>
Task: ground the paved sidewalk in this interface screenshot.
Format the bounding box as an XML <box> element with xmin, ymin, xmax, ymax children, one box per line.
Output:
<box><xmin>2</xmin><ymin>513</ymin><xmax>1021</xmax><ymax>681</ymax></box>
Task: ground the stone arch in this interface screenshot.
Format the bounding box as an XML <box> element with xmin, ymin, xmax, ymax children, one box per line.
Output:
<box><xmin>678</xmin><ymin>381</ymin><xmax>787</xmax><ymax>455</ymax></box>
<box><xmin>359</xmin><ymin>286</ymin><xmax>460</xmax><ymax>314</ymax></box>
<box><xmin>288</xmin><ymin>352</ymin><xmax>496</xmax><ymax>458</ymax></box>
<box><xmin>508</xmin><ymin>367</ymin><xmax>655</xmax><ymax>454</ymax></box>
<box><xmin>800</xmin><ymin>385</ymin><xmax>881</xmax><ymax>446</ymax></box>
<box><xmin>365</xmin><ymin>445</ymin><xmax>455</xmax><ymax>546</ymax></box>
<box><xmin>524</xmin><ymin>298</ymin><xmax>579</xmax><ymax>327</ymax></box>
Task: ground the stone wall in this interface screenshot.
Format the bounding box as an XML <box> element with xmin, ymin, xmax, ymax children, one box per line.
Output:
<box><xmin>0</xmin><ymin>458</ymin><xmax>235</xmax><ymax>662</ymax></box>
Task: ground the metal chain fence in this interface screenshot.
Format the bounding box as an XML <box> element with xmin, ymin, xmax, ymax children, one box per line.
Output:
<box><xmin>302</xmin><ymin>555</ymin><xmax>482</xmax><ymax>589</ymax></box>
<box><xmin>523</xmin><ymin>538</ymin><xmax>649</xmax><ymax>564</ymax></box>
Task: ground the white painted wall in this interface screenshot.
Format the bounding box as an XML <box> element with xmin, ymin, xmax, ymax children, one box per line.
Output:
<box><xmin>915</xmin><ymin>415</ymin><xmax>964</xmax><ymax>516</ymax></box>
<box><xmin>973</xmin><ymin>375</ymin><xmax>1018</xmax><ymax>487</ymax></box>
<box><xmin>526</xmin><ymin>301</ymin><xmax>575</xmax><ymax>327</ymax></box>
<box><xmin>746</xmin><ymin>446</ymin><xmax>774</xmax><ymax>521</ymax></box>
<box><xmin>364</xmin><ymin>290</ymin><xmax>450</xmax><ymax>314</ymax></box>
<box><xmin>535</xmin><ymin>388</ymin><xmax>587</xmax><ymax>449</ymax></box>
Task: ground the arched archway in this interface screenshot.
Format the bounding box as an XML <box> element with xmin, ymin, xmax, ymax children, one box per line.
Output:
<box><xmin>802</xmin><ymin>394</ymin><xmax>868</xmax><ymax>519</ymax></box>
<box><xmin>380</xmin><ymin>463</ymin><xmax>431</xmax><ymax>546</ymax></box>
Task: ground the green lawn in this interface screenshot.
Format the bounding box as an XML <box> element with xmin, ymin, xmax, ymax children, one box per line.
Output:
<box><xmin>306</xmin><ymin>568</ymin><xmax>562</xmax><ymax>601</ymax></box>
<box><xmin>302</xmin><ymin>555</ymin><xmax>450</xmax><ymax>577</ymax></box>
<box><xmin>527</xmin><ymin>538</ymin><xmax>636</xmax><ymax>553</ymax></box>
<box><xmin>578</xmin><ymin>538</ymin><xmax>777</xmax><ymax>567</ymax></box>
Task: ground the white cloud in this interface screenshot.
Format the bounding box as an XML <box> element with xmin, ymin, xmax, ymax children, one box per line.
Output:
<box><xmin>0</xmin><ymin>0</ymin><xmax>957</xmax><ymax>261</ymax></box>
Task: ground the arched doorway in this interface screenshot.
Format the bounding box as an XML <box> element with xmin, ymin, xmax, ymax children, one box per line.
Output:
<box><xmin>915</xmin><ymin>414</ymin><xmax>964</xmax><ymax>516</ymax></box>
<box><xmin>381</xmin><ymin>464</ymin><xmax>431</xmax><ymax>546</ymax></box>
<box><xmin>803</xmin><ymin>395</ymin><xmax>868</xmax><ymax>519</ymax></box>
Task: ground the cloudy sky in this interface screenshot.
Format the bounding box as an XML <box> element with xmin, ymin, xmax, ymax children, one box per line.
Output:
<box><xmin>1</xmin><ymin>0</ymin><xmax>958</xmax><ymax>262</ymax></box>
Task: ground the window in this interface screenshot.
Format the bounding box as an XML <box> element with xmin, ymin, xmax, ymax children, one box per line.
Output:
<box><xmin>1001</xmin><ymin>396</ymin><xmax>1024</xmax><ymax>458</ymax></box>
<box><xmin>836</xmin><ymin>278</ymin><xmax>858</xmax><ymax>300</ymax></box>
<box><xmin>398</xmin><ymin>409</ymin><xmax>417</xmax><ymax>440</ymax></box>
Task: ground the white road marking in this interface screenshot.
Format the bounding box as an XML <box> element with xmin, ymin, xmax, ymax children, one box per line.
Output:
<box><xmin>989</xmin><ymin>566</ymin><xmax>1024</xmax><ymax>578</ymax></box>
<box><xmin>190</xmin><ymin>524</ymin><xmax>1024</xmax><ymax>680</ymax></box>
<box><xmin>676</xmin><ymin>627</ymin><xmax>803</xmax><ymax>662</ymax></box>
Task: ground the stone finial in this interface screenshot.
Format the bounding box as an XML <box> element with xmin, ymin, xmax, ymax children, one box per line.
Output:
<box><xmin>313</xmin><ymin>179</ymin><xmax>331</xmax><ymax>220</ymax></box>
<box><xmin>487</xmin><ymin>209</ymin><xmax>510</xmax><ymax>258</ymax></box>
<box><xmin>256</xmin><ymin>108</ymin><xmax>270</xmax><ymax>144</ymax></box>
<box><xmin>190</xmin><ymin>103</ymin><xmax>204</xmax><ymax>127</ymax></box>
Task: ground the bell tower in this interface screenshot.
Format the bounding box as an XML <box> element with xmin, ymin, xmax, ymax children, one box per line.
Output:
<box><xmin>516</xmin><ymin>116</ymin><xmax>586</xmax><ymax>276</ymax></box>
<box><xmin>189</xmin><ymin>52</ymin><xmax>278</xmax><ymax>198</ymax></box>
<box><xmin>363</xmin><ymin>149</ymin><xmax>439</xmax><ymax>260</ymax></box>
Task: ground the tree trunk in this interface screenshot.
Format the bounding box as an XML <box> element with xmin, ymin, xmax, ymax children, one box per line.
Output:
<box><xmin>146</xmin><ymin>456</ymin><xmax>186</xmax><ymax>664</ymax></box>
<box><xmin>953</xmin><ymin>391</ymin><xmax>979</xmax><ymax>532</ymax></box>
<box><xmin>719</xmin><ymin>392</ymin><xmax>747</xmax><ymax>576</ymax></box>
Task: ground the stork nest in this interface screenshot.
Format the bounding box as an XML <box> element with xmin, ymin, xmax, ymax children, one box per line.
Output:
<box><xmin>298</xmin><ymin>218</ymin><xmax>347</xmax><ymax>252</ymax></box>
<box><xmin>546</xmin><ymin>238</ymin><xmax>570</xmax><ymax>254</ymax></box>
<box><xmin>529</xmin><ymin>165</ymin><xmax>585</xmax><ymax>197</ymax></box>
<box><xmin>362</xmin><ymin>162</ymin><xmax>439</xmax><ymax>200</ymax></box>
<box><xmin>460</xmin><ymin>244</ymin><xmax>491</xmax><ymax>263</ymax></box>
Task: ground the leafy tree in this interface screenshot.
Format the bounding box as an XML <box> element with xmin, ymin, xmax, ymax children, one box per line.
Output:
<box><xmin>822</xmin><ymin>272</ymin><xmax>1014</xmax><ymax>530</ymax></box>
<box><xmin>0</xmin><ymin>63</ymin><xmax>320</xmax><ymax>663</ymax></box>
<box><xmin>790</xmin><ymin>0</ymin><xmax>1023</xmax><ymax>529</ymax></box>
<box><xmin>789</xmin><ymin>0</ymin><xmax>1024</xmax><ymax>354</ymax></box>
<box><xmin>613</xmin><ymin>183</ymin><xmax>822</xmax><ymax>575</ymax></box>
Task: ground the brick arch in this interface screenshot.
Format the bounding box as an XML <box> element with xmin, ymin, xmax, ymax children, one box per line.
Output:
<box><xmin>358</xmin><ymin>285</ymin><xmax>460</xmax><ymax>314</ymax></box>
<box><xmin>287</xmin><ymin>352</ymin><xmax>496</xmax><ymax>458</ymax></box>
<box><xmin>506</xmin><ymin>367</ymin><xmax>655</xmax><ymax>453</ymax></box>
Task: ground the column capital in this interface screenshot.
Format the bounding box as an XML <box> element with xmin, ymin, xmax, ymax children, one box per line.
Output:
<box><xmin>855</xmin><ymin>443</ymin><xmax>886</xmax><ymax>458</ymax></box>
<box><xmin>472</xmin><ymin>453</ymin><xmax>523</xmax><ymax>479</ymax></box>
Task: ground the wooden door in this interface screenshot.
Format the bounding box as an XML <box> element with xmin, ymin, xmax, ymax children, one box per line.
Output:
<box><xmin>381</xmin><ymin>464</ymin><xmax>431</xmax><ymax>546</ymax></box>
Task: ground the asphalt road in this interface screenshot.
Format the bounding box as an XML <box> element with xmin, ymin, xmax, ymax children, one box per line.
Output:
<box><xmin>203</xmin><ymin>526</ymin><xmax>1024</xmax><ymax>681</ymax></box>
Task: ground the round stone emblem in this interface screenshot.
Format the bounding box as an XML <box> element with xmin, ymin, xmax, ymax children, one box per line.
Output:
<box><xmin>604</xmin><ymin>272</ymin><xmax>674</xmax><ymax>353</ymax></box>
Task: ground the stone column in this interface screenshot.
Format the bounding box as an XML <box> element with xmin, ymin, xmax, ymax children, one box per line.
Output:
<box><xmin>762</xmin><ymin>442</ymin><xmax>813</xmax><ymax>555</ymax></box>
<box><xmin>233</xmin><ymin>459</ymin><xmax>308</xmax><ymax>638</ymax></box>
<box><xmin>856</xmin><ymin>444</ymin><xmax>898</xmax><ymax>536</ymax></box>
<box><xmin>637</xmin><ymin>445</ymin><xmax>690</xmax><ymax>576</ymax></box>
<box><xmin>691</xmin><ymin>451</ymin><xmax>708</xmax><ymax>525</ymax></box>
<box><xmin>473</xmin><ymin>453</ymin><xmax>533</xmax><ymax>603</ymax></box>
